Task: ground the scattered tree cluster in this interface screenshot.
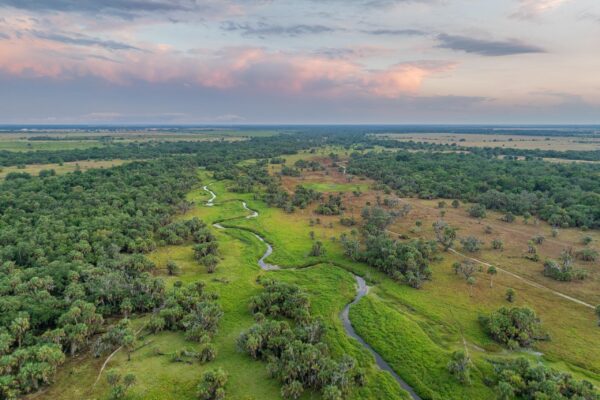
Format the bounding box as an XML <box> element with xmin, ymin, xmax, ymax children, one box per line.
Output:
<box><xmin>192</xmin><ymin>228</ymin><xmax>220</xmax><ymax>273</ymax></box>
<box><xmin>348</xmin><ymin>151</ymin><xmax>600</xmax><ymax>228</ymax></box>
<box><xmin>148</xmin><ymin>281</ymin><xmax>223</xmax><ymax>346</ymax></box>
<box><xmin>294</xmin><ymin>159</ymin><xmax>323</xmax><ymax>171</ymax></box>
<box><xmin>315</xmin><ymin>194</ymin><xmax>345</xmax><ymax>215</ymax></box>
<box><xmin>341</xmin><ymin>207</ymin><xmax>437</xmax><ymax>288</ymax></box>
<box><xmin>479</xmin><ymin>307</ymin><xmax>548</xmax><ymax>349</ymax></box>
<box><xmin>492</xmin><ymin>357</ymin><xmax>598</xmax><ymax>400</ymax></box>
<box><xmin>280</xmin><ymin>166</ymin><xmax>301</xmax><ymax>177</ymax></box>
<box><xmin>158</xmin><ymin>218</ymin><xmax>210</xmax><ymax>246</ymax></box>
<box><xmin>543</xmin><ymin>250</ymin><xmax>588</xmax><ymax>281</ymax></box>
<box><xmin>238</xmin><ymin>279</ymin><xmax>365</xmax><ymax>399</ymax></box>
<box><xmin>292</xmin><ymin>185</ymin><xmax>323</xmax><ymax>209</ymax></box>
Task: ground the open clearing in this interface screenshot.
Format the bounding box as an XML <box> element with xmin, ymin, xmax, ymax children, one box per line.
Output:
<box><xmin>0</xmin><ymin>159</ymin><xmax>131</xmax><ymax>179</ymax></box>
<box><xmin>374</xmin><ymin>132</ymin><xmax>600</xmax><ymax>151</ymax></box>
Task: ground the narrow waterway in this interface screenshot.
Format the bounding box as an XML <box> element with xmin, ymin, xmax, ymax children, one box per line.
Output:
<box><xmin>341</xmin><ymin>276</ymin><xmax>422</xmax><ymax>400</ymax></box>
<box><xmin>202</xmin><ymin>186</ymin><xmax>421</xmax><ymax>399</ymax></box>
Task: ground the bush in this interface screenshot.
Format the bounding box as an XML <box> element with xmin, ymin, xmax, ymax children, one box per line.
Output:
<box><xmin>461</xmin><ymin>236</ymin><xmax>484</xmax><ymax>252</ymax></box>
<box><xmin>309</xmin><ymin>241</ymin><xmax>325</xmax><ymax>257</ymax></box>
<box><xmin>447</xmin><ymin>350</ymin><xmax>471</xmax><ymax>384</ymax></box>
<box><xmin>479</xmin><ymin>307</ymin><xmax>547</xmax><ymax>349</ymax></box>
<box><xmin>532</xmin><ymin>234</ymin><xmax>545</xmax><ymax>245</ymax></box>
<box><xmin>576</xmin><ymin>248</ymin><xmax>598</xmax><ymax>262</ymax></box>
<box><xmin>197</xmin><ymin>368</ymin><xmax>228</xmax><ymax>400</ymax></box>
<box><xmin>468</xmin><ymin>204</ymin><xmax>486</xmax><ymax>219</ymax></box>
<box><xmin>166</xmin><ymin>260</ymin><xmax>180</xmax><ymax>276</ymax></box>
<box><xmin>501</xmin><ymin>213</ymin><xmax>515</xmax><ymax>223</ymax></box>
<box><xmin>505</xmin><ymin>288</ymin><xmax>515</xmax><ymax>303</ymax></box>
<box><xmin>543</xmin><ymin>257</ymin><xmax>588</xmax><ymax>282</ymax></box>
<box><xmin>491</xmin><ymin>238</ymin><xmax>504</xmax><ymax>250</ymax></box>
<box><xmin>493</xmin><ymin>358</ymin><xmax>598</xmax><ymax>400</ymax></box>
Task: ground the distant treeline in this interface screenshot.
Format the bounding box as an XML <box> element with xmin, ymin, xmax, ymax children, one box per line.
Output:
<box><xmin>371</xmin><ymin>139</ymin><xmax>600</xmax><ymax>161</ymax></box>
<box><xmin>2</xmin><ymin>128</ymin><xmax>599</xmax><ymax>167</ymax></box>
<box><xmin>0</xmin><ymin>132</ymin><xmax>366</xmax><ymax>167</ymax></box>
<box><xmin>348</xmin><ymin>150</ymin><xmax>600</xmax><ymax>229</ymax></box>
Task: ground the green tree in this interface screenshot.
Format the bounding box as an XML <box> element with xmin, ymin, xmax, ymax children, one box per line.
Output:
<box><xmin>496</xmin><ymin>381</ymin><xmax>514</xmax><ymax>400</ymax></box>
<box><xmin>505</xmin><ymin>288</ymin><xmax>516</xmax><ymax>303</ymax></box>
<box><xmin>122</xmin><ymin>333</ymin><xmax>136</xmax><ymax>362</ymax></box>
<box><xmin>106</xmin><ymin>370</ymin><xmax>136</xmax><ymax>400</ymax></box>
<box><xmin>167</xmin><ymin>260</ymin><xmax>180</xmax><ymax>276</ymax></box>
<box><xmin>202</xmin><ymin>255</ymin><xmax>219</xmax><ymax>274</ymax></box>
<box><xmin>10</xmin><ymin>314</ymin><xmax>30</xmax><ymax>348</ymax></box>
<box><xmin>491</xmin><ymin>238</ymin><xmax>504</xmax><ymax>250</ymax></box>
<box><xmin>120</xmin><ymin>298</ymin><xmax>133</xmax><ymax>319</ymax></box>
<box><xmin>309</xmin><ymin>241</ymin><xmax>325</xmax><ymax>257</ymax></box>
<box><xmin>467</xmin><ymin>277</ymin><xmax>476</xmax><ymax>297</ymax></box>
<box><xmin>433</xmin><ymin>220</ymin><xmax>457</xmax><ymax>251</ymax></box>
<box><xmin>461</xmin><ymin>236</ymin><xmax>484</xmax><ymax>253</ymax></box>
<box><xmin>468</xmin><ymin>204</ymin><xmax>486</xmax><ymax>219</ymax></box>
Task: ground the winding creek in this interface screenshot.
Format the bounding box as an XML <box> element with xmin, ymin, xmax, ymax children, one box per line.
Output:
<box><xmin>202</xmin><ymin>185</ymin><xmax>421</xmax><ymax>400</ymax></box>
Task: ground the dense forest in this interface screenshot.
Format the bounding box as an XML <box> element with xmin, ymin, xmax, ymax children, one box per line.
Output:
<box><xmin>0</xmin><ymin>159</ymin><xmax>201</xmax><ymax>397</ymax></box>
<box><xmin>348</xmin><ymin>151</ymin><xmax>600</xmax><ymax>228</ymax></box>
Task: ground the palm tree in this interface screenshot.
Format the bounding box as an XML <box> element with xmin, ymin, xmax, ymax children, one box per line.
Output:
<box><xmin>10</xmin><ymin>315</ymin><xmax>30</xmax><ymax>348</ymax></box>
<box><xmin>467</xmin><ymin>277</ymin><xmax>476</xmax><ymax>297</ymax></box>
<box><xmin>487</xmin><ymin>266</ymin><xmax>497</xmax><ymax>288</ymax></box>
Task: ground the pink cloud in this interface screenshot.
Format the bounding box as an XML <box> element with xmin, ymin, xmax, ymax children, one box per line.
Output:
<box><xmin>0</xmin><ymin>30</ymin><xmax>453</xmax><ymax>99</ymax></box>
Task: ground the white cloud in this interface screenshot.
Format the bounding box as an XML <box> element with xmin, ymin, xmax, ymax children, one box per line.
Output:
<box><xmin>512</xmin><ymin>0</ymin><xmax>569</xmax><ymax>19</ymax></box>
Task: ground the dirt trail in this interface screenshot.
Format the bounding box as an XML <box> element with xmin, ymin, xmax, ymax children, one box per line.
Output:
<box><xmin>385</xmin><ymin>227</ymin><xmax>594</xmax><ymax>310</ymax></box>
<box><xmin>384</xmin><ymin>196</ymin><xmax>596</xmax><ymax>310</ymax></box>
<box><xmin>448</xmin><ymin>248</ymin><xmax>594</xmax><ymax>309</ymax></box>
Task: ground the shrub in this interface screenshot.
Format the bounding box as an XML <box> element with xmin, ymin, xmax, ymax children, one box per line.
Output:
<box><xmin>501</xmin><ymin>213</ymin><xmax>515</xmax><ymax>223</ymax></box>
<box><xmin>493</xmin><ymin>358</ymin><xmax>598</xmax><ymax>400</ymax></box>
<box><xmin>468</xmin><ymin>204</ymin><xmax>486</xmax><ymax>218</ymax></box>
<box><xmin>491</xmin><ymin>238</ymin><xmax>504</xmax><ymax>250</ymax></box>
<box><xmin>309</xmin><ymin>241</ymin><xmax>325</xmax><ymax>257</ymax></box>
<box><xmin>479</xmin><ymin>307</ymin><xmax>547</xmax><ymax>349</ymax></box>
<box><xmin>166</xmin><ymin>260</ymin><xmax>180</xmax><ymax>276</ymax></box>
<box><xmin>197</xmin><ymin>368</ymin><xmax>228</xmax><ymax>400</ymax></box>
<box><xmin>532</xmin><ymin>234</ymin><xmax>545</xmax><ymax>245</ymax></box>
<box><xmin>505</xmin><ymin>288</ymin><xmax>515</xmax><ymax>303</ymax></box>
<box><xmin>461</xmin><ymin>236</ymin><xmax>484</xmax><ymax>252</ymax></box>
<box><xmin>576</xmin><ymin>248</ymin><xmax>598</xmax><ymax>262</ymax></box>
<box><xmin>447</xmin><ymin>350</ymin><xmax>471</xmax><ymax>384</ymax></box>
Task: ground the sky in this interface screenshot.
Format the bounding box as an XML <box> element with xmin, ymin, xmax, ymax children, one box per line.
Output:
<box><xmin>0</xmin><ymin>0</ymin><xmax>599</xmax><ymax>124</ymax></box>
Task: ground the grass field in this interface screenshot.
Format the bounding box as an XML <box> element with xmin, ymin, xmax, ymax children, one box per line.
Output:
<box><xmin>374</xmin><ymin>133</ymin><xmax>600</xmax><ymax>151</ymax></box>
<box><xmin>0</xmin><ymin>159</ymin><xmax>131</xmax><ymax>179</ymax></box>
<box><xmin>0</xmin><ymin>139</ymin><xmax>105</xmax><ymax>152</ymax></box>
<box><xmin>0</xmin><ymin>129</ymin><xmax>278</xmax><ymax>150</ymax></box>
